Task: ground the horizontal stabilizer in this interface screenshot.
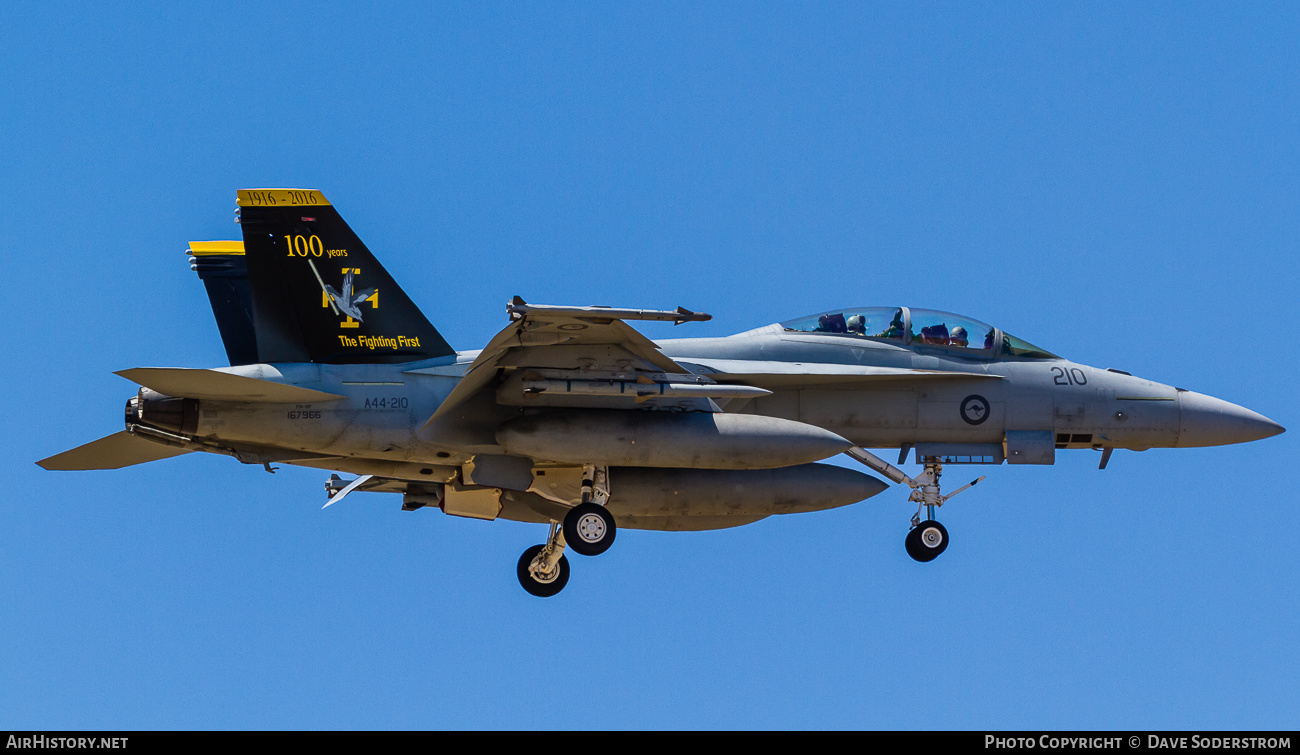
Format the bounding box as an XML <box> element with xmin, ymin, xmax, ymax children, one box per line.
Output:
<box><xmin>116</xmin><ymin>368</ymin><xmax>345</xmax><ymax>402</ymax></box>
<box><xmin>37</xmin><ymin>431</ymin><xmax>192</xmax><ymax>471</ymax></box>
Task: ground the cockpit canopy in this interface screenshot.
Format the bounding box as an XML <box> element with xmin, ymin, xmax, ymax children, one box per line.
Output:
<box><xmin>780</xmin><ymin>306</ymin><xmax>1057</xmax><ymax>359</ymax></box>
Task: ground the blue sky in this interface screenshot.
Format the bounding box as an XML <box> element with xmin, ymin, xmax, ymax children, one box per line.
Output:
<box><xmin>3</xmin><ymin>2</ymin><xmax>1296</xmax><ymax>729</ymax></box>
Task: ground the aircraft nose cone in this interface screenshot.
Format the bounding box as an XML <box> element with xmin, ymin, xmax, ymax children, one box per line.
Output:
<box><xmin>1177</xmin><ymin>391</ymin><xmax>1285</xmax><ymax>448</ymax></box>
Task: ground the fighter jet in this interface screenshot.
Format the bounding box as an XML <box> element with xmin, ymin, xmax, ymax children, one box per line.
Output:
<box><xmin>38</xmin><ymin>189</ymin><xmax>1285</xmax><ymax>596</ymax></box>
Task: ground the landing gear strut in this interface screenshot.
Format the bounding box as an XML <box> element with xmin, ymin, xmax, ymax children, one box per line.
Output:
<box><xmin>846</xmin><ymin>448</ymin><xmax>984</xmax><ymax>563</ymax></box>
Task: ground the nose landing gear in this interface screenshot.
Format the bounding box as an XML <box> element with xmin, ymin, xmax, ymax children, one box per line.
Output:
<box><xmin>846</xmin><ymin>448</ymin><xmax>983</xmax><ymax>563</ymax></box>
<box><xmin>905</xmin><ymin>519</ymin><xmax>949</xmax><ymax>562</ymax></box>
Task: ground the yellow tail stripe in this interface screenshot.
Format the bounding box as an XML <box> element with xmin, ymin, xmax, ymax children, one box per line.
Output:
<box><xmin>189</xmin><ymin>240</ymin><xmax>245</xmax><ymax>256</ymax></box>
<box><xmin>237</xmin><ymin>189</ymin><xmax>332</xmax><ymax>207</ymax></box>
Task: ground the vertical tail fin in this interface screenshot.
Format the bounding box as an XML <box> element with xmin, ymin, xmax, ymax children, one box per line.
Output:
<box><xmin>188</xmin><ymin>241</ymin><xmax>258</xmax><ymax>366</ymax></box>
<box><xmin>230</xmin><ymin>189</ymin><xmax>455</xmax><ymax>364</ymax></box>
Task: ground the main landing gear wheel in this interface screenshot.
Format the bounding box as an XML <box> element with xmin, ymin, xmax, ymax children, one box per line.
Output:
<box><xmin>517</xmin><ymin>544</ymin><xmax>570</xmax><ymax>597</ymax></box>
<box><xmin>905</xmin><ymin>519</ymin><xmax>949</xmax><ymax>563</ymax></box>
<box><xmin>563</xmin><ymin>502</ymin><xmax>617</xmax><ymax>557</ymax></box>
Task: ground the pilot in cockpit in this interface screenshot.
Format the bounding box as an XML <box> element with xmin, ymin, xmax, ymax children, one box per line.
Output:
<box><xmin>949</xmin><ymin>326</ymin><xmax>968</xmax><ymax>348</ymax></box>
<box><xmin>815</xmin><ymin>313</ymin><xmax>847</xmax><ymax>333</ymax></box>
<box><xmin>877</xmin><ymin>311</ymin><xmax>905</xmax><ymax>340</ymax></box>
<box><xmin>920</xmin><ymin>323</ymin><xmax>949</xmax><ymax>345</ymax></box>
<box><xmin>846</xmin><ymin>314</ymin><xmax>867</xmax><ymax>334</ymax></box>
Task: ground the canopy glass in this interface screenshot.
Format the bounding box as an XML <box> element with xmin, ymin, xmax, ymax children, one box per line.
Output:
<box><xmin>780</xmin><ymin>306</ymin><xmax>1058</xmax><ymax>359</ymax></box>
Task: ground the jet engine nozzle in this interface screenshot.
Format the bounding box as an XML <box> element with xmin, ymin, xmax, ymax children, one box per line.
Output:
<box><xmin>126</xmin><ymin>388</ymin><xmax>200</xmax><ymax>436</ymax></box>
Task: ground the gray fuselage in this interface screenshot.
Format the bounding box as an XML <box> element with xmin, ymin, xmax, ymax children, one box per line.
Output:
<box><xmin>186</xmin><ymin>322</ymin><xmax>1281</xmax><ymax>472</ymax></box>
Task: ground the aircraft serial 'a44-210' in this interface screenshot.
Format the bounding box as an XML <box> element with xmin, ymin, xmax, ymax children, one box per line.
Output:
<box><xmin>40</xmin><ymin>189</ymin><xmax>1285</xmax><ymax>596</ymax></box>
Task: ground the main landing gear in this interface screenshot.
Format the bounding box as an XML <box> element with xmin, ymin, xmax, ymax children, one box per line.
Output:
<box><xmin>518</xmin><ymin>465</ymin><xmax>616</xmax><ymax>597</ymax></box>
<box><xmin>517</xmin><ymin>527</ymin><xmax>571</xmax><ymax>597</ymax></box>
<box><xmin>846</xmin><ymin>448</ymin><xmax>984</xmax><ymax>563</ymax></box>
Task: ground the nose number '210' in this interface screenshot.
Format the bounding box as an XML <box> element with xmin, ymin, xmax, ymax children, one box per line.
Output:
<box><xmin>1052</xmin><ymin>367</ymin><xmax>1088</xmax><ymax>386</ymax></box>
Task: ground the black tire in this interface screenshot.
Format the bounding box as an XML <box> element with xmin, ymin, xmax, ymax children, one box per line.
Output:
<box><xmin>517</xmin><ymin>544</ymin><xmax>570</xmax><ymax>597</ymax></box>
<box><xmin>905</xmin><ymin>519</ymin><xmax>949</xmax><ymax>562</ymax></box>
<box><xmin>563</xmin><ymin>502</ymin><xmax>617</xmax><ymax>557</ymax></box>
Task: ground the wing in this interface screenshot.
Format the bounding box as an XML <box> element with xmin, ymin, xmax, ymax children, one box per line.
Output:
<box><xmin>415</xmin><ymin>298</ymin><xmax>714</xmax><ymax>432</ymax></box>
<box><xmin>350</xmin><ymin>287</ymin><xmax>377</xmax><ymax>307</ymax></box>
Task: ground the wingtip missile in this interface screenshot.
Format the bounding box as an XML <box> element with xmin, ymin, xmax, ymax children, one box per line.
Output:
<box><xmin>505</xmin><ymin>299</ymin><xmax>712</xmax><ymax>323</ymax></box>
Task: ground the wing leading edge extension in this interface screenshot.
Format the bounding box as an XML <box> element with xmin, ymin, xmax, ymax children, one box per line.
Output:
<box><xmin>671</xmin><ymin>358</ymin><xmax>1006</xmax><ymax>390</ymax></box>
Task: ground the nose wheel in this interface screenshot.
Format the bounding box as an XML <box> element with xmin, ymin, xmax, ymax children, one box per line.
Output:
<box><xmin>905</xmin><ymin>519</ymin><xmax>949</xmax><ymax>562</ymax></box>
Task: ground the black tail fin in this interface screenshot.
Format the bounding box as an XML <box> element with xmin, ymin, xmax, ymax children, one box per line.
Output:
<box><xmin>188</xmin><ymin>241</ymin><xmax>259</xmax><ymax>366</ymax></box>
<box><xmin>232</xmin><ymin>189</ymin><xmax>455</xmax><ymax>364</ymax></box>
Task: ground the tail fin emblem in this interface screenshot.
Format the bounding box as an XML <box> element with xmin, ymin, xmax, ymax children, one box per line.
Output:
<box><xmin>308</xmin><ymin>260</ymin><xmax>378</xmax><ymax>327</ymax></box>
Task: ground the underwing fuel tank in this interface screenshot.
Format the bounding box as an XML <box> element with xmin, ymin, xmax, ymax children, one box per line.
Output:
<box><xmin>605</xmin><ymin>464</ymin><xmax>888</xmax><ymax>517</ymax></box>
<box><xmin>497</xmin><ymin>410</ymin><xmax>853</xmax><ymax>469</ymax></box>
